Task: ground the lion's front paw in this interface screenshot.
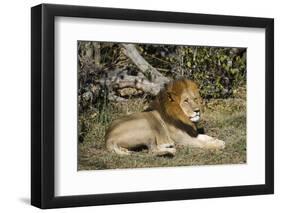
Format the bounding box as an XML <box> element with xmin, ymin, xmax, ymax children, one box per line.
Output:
<box><xmin>212</xmin><ymin>139</ymin><xmax>225</xmax><ymax>149</ymax></box>
<box><xmin>205</xmin><ymin>139</ymin><xmax>225</xmax><ymax>149</ymax></box>
<box><xmin>198</xmin><ymin>134</ymin><xmax>225</xmax><ymax>149</ymax></box>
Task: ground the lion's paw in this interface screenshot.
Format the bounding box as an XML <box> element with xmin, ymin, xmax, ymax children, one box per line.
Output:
<box><xmin>155</xmin><ymin>143</ymin><xmax>176</xmax><ymax>157</ymax></box>
<box><xmin>198</xmin><ymin>134</ymin><xmax>225</xmax><ymax>149</ymax></box>
<box><xmin>205</xmin><ymin>139</ymin><xmax>225</xmax><ymax>149</ymax></box>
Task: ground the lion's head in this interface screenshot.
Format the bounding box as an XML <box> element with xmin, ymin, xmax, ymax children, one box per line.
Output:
<box><xmin>149</xmin><ymin>79</ymin><xmax>203</xmax><ymax>137</ymax></box>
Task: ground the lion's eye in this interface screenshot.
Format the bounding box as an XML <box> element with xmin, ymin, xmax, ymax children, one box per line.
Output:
<box><xmin>184</xmin><ymin>99</ymin><xmax>189</xmax><ymax>103</ymax></box>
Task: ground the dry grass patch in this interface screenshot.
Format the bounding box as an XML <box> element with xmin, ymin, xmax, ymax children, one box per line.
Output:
<box><xmin>78</xmin><ymin>96</ymin><xmax>246</xmax><ymax>170</ymax></box>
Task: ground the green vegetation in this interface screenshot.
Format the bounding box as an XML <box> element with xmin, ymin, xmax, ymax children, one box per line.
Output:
<box><xmin>139</xmin><ymin>45</ymin><xmax>246</xmax><ymax>98</ymax></box>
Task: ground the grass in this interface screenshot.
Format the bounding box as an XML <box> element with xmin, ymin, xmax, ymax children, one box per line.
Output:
<box><xmin>78</xmin><ymin>91</ymin><xmax>246</xmax><ymax>170</ymax></box>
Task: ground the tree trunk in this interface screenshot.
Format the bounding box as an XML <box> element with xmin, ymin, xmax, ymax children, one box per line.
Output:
<box><xmin>121</xmin><ymin>44</ymin><xmax>169</xmax><ymax>84</ymax></box>
<box><xmin>85</xmin><ymin>42</ymin><xmax>94</xmax><ymax>58</ymax></box>
<box><xmin>93</xmin><ymin>42</ymin><xmax>101</xmax><ymax>68</ymax></box>
<box><xmin>97</xmin><ymin>69</ymin><xmax>162</xmax><ymax>97</ymax></box>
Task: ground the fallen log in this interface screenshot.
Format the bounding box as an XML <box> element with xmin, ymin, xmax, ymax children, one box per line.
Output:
<box><xmin>98</xmin><ymin>69</ymin><xmax>163</xmax><ymax>97</ymax></box>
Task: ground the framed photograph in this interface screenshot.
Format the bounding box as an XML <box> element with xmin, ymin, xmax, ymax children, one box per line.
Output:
<box><xmin>31</xmin><ymin>4</ymin><xmax>274</xmax><ymax>209</ymax></box>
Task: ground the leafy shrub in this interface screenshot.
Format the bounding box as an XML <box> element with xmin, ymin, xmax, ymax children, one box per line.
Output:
<box><xmin>139</xmin><ymin>45</ymin><xmax>246</xmax><ymax>98</ymax></box>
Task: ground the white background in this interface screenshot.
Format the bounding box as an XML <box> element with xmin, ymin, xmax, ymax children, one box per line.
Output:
<box><xmin>0</xmin><ymin>0</ymin><xmax>279</xmax><ymax>212</ymax></box>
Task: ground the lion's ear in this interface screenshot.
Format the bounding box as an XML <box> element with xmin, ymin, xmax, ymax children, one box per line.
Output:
<box><xmin>167</xmin><ymin>91</ymin><xmax>176</xmax><ymax>102</ymax></box>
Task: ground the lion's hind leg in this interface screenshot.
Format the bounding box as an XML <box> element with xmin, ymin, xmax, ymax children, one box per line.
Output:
<box><xmin>150</xmin><ymin>142</ymin><xmax>176</xmax><ymax>157</ymax></box>
<box><xmin>154</xmin><ymin>144</ymin><xmax>176</xmax><ymax>157</ymax></box>
<box><xmin>107</xmin><ymin>143</ymin><xmax>132</xmax><ymax>155</ymax></box>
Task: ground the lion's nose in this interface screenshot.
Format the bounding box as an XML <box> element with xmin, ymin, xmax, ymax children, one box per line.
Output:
<box><xmin>194</xmin><ymin>108</ymin><xmax>200</xmax><ymax>113</ymax></box>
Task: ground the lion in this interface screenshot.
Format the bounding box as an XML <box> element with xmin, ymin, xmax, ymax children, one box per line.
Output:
<box><xmin>105</xmin><ymin>79</ymin><xmax>225</xmax><ymax>156</ymax></box>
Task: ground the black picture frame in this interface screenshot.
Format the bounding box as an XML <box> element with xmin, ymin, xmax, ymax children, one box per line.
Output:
<box><xmin>31</xmin><ymin>3</ymin><xmax>274</xmax><ymax>209</ymax></box>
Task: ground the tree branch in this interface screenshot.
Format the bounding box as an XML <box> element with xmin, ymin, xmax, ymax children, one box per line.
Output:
<box><xmin>98</xmin><ymin>69</ymin><xmax>162</xmax><ymax>97</ymax></box>
<box><xmin>121</xmin><ymin>44</ymin><xmax>169</xmax><ymax>84</ymax></box>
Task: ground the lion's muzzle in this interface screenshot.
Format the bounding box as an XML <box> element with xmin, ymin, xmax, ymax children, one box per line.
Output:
<box><xmin>190</xmin><ymin>111</ymin><xmax>200</xmax><ymax>123</ymax></box>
